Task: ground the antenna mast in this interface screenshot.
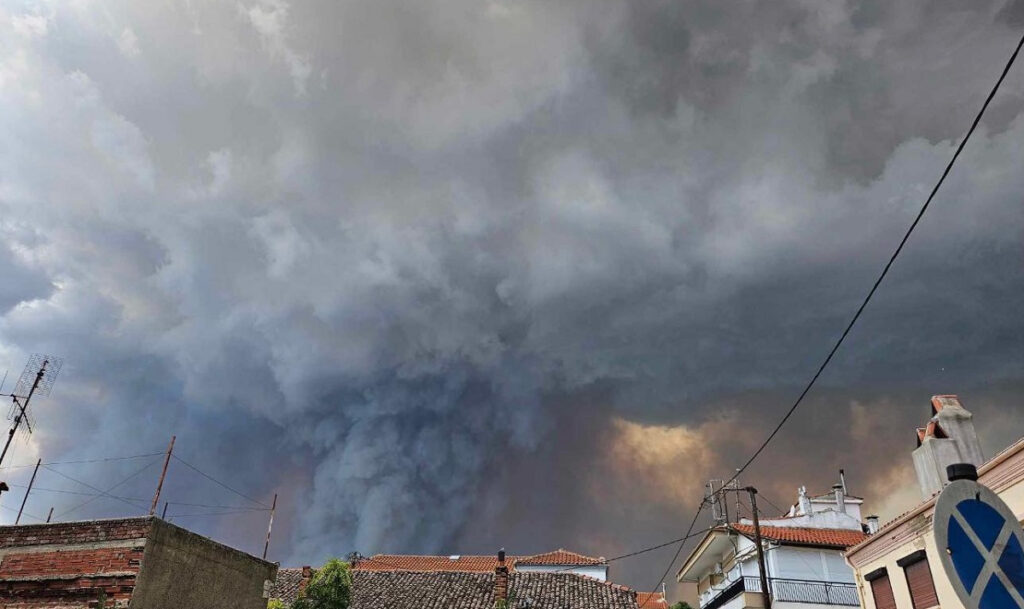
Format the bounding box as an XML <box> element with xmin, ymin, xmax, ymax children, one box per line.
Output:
<box><xmin>0</xmin><ymin>354</ymin><xmax>63</xmax><ymax>468</ymax></box>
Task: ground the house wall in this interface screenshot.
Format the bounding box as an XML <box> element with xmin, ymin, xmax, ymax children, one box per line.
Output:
<box><xmin>514</xmin><ymin>564</ymin><xmax>607</xmax><ymax>581</ymax></box>
<box><xmin>130</xmin><ymin>518</ymin><xmax>277</xmax><ymax>609</ymax></box>
<box><xmin>0</xmin><ymin>517</ymin><xmax>152</xmax><ymax>608</ymax></box>
<box><xmin>847</xmin><ymin>438</ymin><xmax>1024</xmax><ymax>609</ymax></box>
<box><xmin>766</xmin><ymin>546</ymin><xmax>855</xmax><ymax>583</ymax></box>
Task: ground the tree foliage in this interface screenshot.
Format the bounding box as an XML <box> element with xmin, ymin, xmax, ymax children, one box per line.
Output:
<box><xmin>669</xmin><ymin>602</ymin><xmax>694</xmax><ymax>609</ymax></box>
<box><xmin>292</xmin><ymin>559</ymin><xmax>353</xmax><ymax>609</ymax></box>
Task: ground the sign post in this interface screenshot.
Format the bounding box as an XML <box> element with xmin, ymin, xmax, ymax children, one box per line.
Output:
<box><xmin>934</xmin><ymin>463</ymin><xmax>1024</xmax><ymax>609</ymax></box>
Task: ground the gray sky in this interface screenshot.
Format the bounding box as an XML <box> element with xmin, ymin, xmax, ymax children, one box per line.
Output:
<box><xmin>1</xmin><ymin>0</ymin><xmax>1024</xmax><ymax>591</ymax></box>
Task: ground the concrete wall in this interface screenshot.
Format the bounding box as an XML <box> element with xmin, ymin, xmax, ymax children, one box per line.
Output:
<box><xmin>130</xmin><ymin>519</ymin><xmax>277</xmax><ymax>609</ymax></box>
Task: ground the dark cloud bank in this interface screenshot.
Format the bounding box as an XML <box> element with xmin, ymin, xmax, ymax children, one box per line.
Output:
<box><xmin>1</xmin><ymin>0</ymin><xmax>1024</xmax><ymax>590</ymax></box>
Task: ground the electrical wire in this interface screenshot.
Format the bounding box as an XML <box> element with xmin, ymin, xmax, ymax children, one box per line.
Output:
<box><xmin>49</xmin><ymin>458</ymin><xmax>162</xmax><ymax>519</ymax></box>
<box><xmin>167</xmin><ymin>509</ymin><xmax>270</xmax><ymax>519</ymax></box>
<box><xmin>165</xmin><ymin>500</ymin><xmax>269</xmax><ymax>511</ymax></box>
<box><xmin>640</xmin><ymin>498</ymin><xmax>710</xmax><ymax>608</ymax></box>
<box><xmin>0</xmin><ymin>502</ymin><xmax>44</xmax><ymax>523</ymax></box>
<box><xmin>0</xmin><ymin>452</ymin><xmax>164</xmax><ymax>470</ymax></box>
<box><xmin>170</xmin><ymin>454</ymin><xmax>269</xmax><ymax>508</ymax></box>
<box><xmin>718</xmin><ymin>27</ymin><xmax>1024</xmax><ymax>493</ymax></box>
<box><xmin>4</xmin><ymin>482</ymin><xmax>148</xmax><ymax>503</ymax></box>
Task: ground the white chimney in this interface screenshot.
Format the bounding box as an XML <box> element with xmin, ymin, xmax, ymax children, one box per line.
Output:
<box><xmin>911</xmin><ymin>395</ymin><xmax>984</xmax><ymax>499</ymax></box>
<box><xmin>833</xmin><ymin>484</ymin><xmax>846</xmax><ymax>514</ymax></box>
<box><xmin>797</xmin><ymin>486</ymin><xmax>812</xmax><ymax>515</ymax></box>
<box><xmin>866</xmin><ymin>515</ymin><xmax>879</xmax><ymax>534</ymax></box>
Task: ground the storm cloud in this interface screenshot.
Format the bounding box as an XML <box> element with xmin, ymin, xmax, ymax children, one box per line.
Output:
<box><xmin>1</xmin><ymin>0</ymin><xmax>1024</xmax><ymax>590</ymax></box>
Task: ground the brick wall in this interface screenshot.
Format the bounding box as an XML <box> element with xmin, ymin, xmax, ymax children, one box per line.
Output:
<box><xmin>0</xmin><ymin>517</ymin><xmax>152</xmax><ymax>608</ymax></box>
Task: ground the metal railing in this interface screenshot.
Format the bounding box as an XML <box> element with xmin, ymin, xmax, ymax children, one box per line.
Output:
<box><xmin>701</xmin><ymin>576</ymin><xmax>859</xmax><ymax>608</ymax></box>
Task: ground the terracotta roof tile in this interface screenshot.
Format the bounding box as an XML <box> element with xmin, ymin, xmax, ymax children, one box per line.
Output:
<box><xmin>636</xmin><ymin>591</ymin><xmax>668</xmax><ymax>607</ymax></box>
<box><xmin>517</xmin><ymin>549</ymin><xmax>606</xmax><ymax>566</ymax></box>
<box><xmin>728</xmin><ymin>524</ymin><xmax>867</xmax><ymax>548</ymax></box>
<box><xmin>270</xmin><ymin>569</ymin><xmax>640</xmax><ymax>608</ymax></box>
<box><xmin>510</xmin><ymin>572</ymin><xmax>637</xmax><ymax>609</ymax></box>
<box><xmin>268</xmin><ymin>567</ymin><xmax>307</xmax><ymax>604</ymax></box>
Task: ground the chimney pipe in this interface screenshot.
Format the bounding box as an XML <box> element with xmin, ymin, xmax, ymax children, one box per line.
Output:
<box><xmin>839</xmin><ymin>469</ymin><xmax>847</xmax><ymax>494</ymax></box>
<box><xmin>866</xmin><ymin>515</ymin><xmax>879</xmax><ymax>535</ymax></box>
<box><xmin>495</xmin><ymin>548</ymin><xmax>509</xmax><ymax>606</ymax></box>
<box><xmin>832</xmin><ymin>484</ymin><xmax>846</xmax><ymax>514</ymax></box>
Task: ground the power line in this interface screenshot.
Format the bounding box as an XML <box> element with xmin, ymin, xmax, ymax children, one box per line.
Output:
<box><xmin>0</xmin><ymin>452</ymin><xmax>165</xmax><ymax>470</ymax></box>
<box><xmin>166</xmin><ymin>500</ymin><xmax>269</xmax><ymax>511</ymax></box>
<box><xmin>0</xmin><ymin>502</ymin><xmax>44</xmax><ymax>523</ymax></box>
<box><xmin>640</xmin><ymin>498</ymin><xmax>709</xmax><ymax>608</ymax></box>
<box><xmin>49</xmin><ymin>458</ymin><xmax>162</xmax><ymax>519</ymax></box>
<box><xmin>637</xmin><ymin>29</ymin><xmax>1024</xmax><ymax>609</ymax></box>
<box><xmin>4</xmin><ymin>482</ymin><xmax>148</xmax><ymax>503</ymax></box>
<box><xmin>719</xmin><ymin>27</ymin><xmax>1024</xmax><ymax>493</ymax></box>
<box><xmin>167</xmin><ymin>509</ymin><xmax>270</xmax><ymax>519</ymax></box>
<box><xmin>170</xmin><ymin>454</ymin><xmax>269</xmax><ymax>508</ymax></box>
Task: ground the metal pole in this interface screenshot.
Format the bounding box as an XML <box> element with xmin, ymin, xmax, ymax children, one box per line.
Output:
<box><xmin>149</xmin><ymin>436</ymin><xmax>175</xmax><ymax>515</ymax></box>
<box><xmin>15</xmin><ymin>458</ymin><xmax>41</xmax><ymax>524</ymax></box>
<box><xmin>0</xmin><ymin>398</ymin><xmax>24</xmax><ymax>468</ymax></box>
<box><xmin>0</xmin><ymin>361</ymin><xmax>48</xmax><ymax>468</ymax></box>
<box><xmin>161</xmin><ymin>501</ymin><xmax>169</xmax><ymax>519</ymax></box>
<box><xmin>263</xmin><ymin>493</ymin><xmax>277</xmax><ymax>560</ymax></box>
<box><xmin>745</xmin><ymin>486</ymin><xmax>772</xmax><ymax>609</ymax></box>
<box><xmin>45</xmin><ymin>507</ymin><xmax>53</xmax><ymax>523</ymax></box>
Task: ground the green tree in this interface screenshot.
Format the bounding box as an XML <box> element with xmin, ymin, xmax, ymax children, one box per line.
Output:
<box><xmin>292</xmin><ymin>559</ymin><xmax>353</xmax><ymax>609</ymax></box>
<box><xmin>267</xmin><ymin>600</ymin><xmax>287</xmax><ymax>609</ymax></box>
<box><xmin>669</xmin><ymin>602</ymin><xmax>693</xmax><ymax>609</ymax></box>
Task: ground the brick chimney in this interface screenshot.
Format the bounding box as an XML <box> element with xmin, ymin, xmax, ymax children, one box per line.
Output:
<box><xmin>494</xmin><ymin>549</ymin><xmax>509</xmax><ymax>607</ymax></box>
<box><xmin>300</xmin><ymin>566</ymin><xmax>314</xmax><ymax>595</ymax></box>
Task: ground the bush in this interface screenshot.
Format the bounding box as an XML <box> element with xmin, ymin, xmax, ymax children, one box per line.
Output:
<box><xmin>292</xmin><ymin>559</ymin><xmax>353</xmax><ymax>609</ymax></box>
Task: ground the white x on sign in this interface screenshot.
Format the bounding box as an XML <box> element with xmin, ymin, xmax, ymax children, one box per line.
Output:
<box><xmin>936</xmin><ymin>478</ymin><xmax>1024</xmax><ymax>609</ymax></box>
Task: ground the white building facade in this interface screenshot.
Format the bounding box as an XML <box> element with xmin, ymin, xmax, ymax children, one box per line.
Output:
<box><xmin>677</xmin><ymin>479</ymin><xmax>868</xmax><ymax>609</ymax></box>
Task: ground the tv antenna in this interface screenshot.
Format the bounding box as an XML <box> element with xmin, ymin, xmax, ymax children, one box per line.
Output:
<box><xmin>0</xmin><ymin>354</ymin><xmax>63</xmax><ymax>468</ymax></box>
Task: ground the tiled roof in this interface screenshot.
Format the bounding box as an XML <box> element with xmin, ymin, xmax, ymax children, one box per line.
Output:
<box><xmin>268</xmin><ymin>568</ymin><xmax>308</xmax><ymax>604</ymax></box>
<box><xmin>517</xmin><ymin>549</ymin><xmax>606</xmax><ymax>566</ymax></box>
<box><xmin>270</xmin><ymin>569</ymin><xmax>640</xmax><ymax>608</ymax></box>
<box><xmin>510</xmin><ymin>572</ymin><xmax>637</xmax><ymax>609</ymax></box>
<box><xmin>352</xmin><ymin>570</ymin><xmax>494</xmax><ymax>609</ymax></box>
<box><xmin>356</xmin><ymin>554</ymin><xmax>510</xmax><ymax>572</ymax></box>
<box><xmin>729</xmin><ymin>524</ymin><xmax>867</xmax><ymax>548</ymax></box>
<box><xmin>636</xmin><ymin>591</ymin><xmax>668</xmax><ymax>607</ymax></box>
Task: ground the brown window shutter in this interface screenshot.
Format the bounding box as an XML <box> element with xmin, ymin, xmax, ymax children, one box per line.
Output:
<box><xmin>870</xmin><ymin>574</ymin><xmax>897</xmax><ymax>609</ymax></box>
<box><xmin>904</xmin><ymin>558</ymin><xmax>939</xmax><ymax>609</ymax></box>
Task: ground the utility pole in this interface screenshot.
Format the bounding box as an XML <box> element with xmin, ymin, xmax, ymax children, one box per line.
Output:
<box><xmin>149</xmin><ymin>436</ymin><xmax>175</xmax><ymax>515</ymax></box>
<box><xmin>745</xmin><ymin>486</ymin><xmax>772</xmax><ymax>609</ymax></box>
<box><xmin>15</xmin><ymin>458</ymin><xmax>41</xmax><ymax>524</ymax></box>
<box><xmin>263</xmin><ymin>493</ymin><xmax>277</xmax><ymax>560</ymax></box>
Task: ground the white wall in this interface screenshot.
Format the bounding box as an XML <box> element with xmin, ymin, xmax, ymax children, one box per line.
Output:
<box><xmin>768</xmin><ymin>547</ymin><xmax>855</xmax><ymax>583</ymax></box>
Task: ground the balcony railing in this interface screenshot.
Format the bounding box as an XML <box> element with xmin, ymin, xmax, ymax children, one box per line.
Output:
<box><xmin>702</xmin><ymin>576</ymin><xmax>859</xmax><ymax>609</ymax></box>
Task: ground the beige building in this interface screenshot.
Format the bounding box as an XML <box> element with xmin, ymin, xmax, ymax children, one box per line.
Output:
<box><xmin>846</xmin><ymin>395</ymin><xmax>1024</xmax><ymax>609</ymax></box>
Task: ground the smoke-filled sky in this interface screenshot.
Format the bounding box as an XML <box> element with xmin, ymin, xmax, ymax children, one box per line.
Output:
<box><xmin>2</xmin><ymin>0</ymin><xmax>1024</xmax><ymax>592</ymax></box>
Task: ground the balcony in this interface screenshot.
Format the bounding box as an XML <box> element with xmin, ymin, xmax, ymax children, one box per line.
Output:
<box><xmin>702</xmin><ymin>576</ymin><xmax>859</xmax><ymax>609</ymax></box>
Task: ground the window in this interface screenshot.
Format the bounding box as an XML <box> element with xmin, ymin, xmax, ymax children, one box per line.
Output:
<box><xmin>898</xmin><ymin>550</ymin><xmax>939</xmax><ymax>609</ymax></box>
<box><xmin>865</xmin><ymin>568</ymin><xmax>896</xmax><ymax>609</ymax></box>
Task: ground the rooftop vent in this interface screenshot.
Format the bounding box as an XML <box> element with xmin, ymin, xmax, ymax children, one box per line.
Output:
<box><xmin>449</xmin><ymin>555</ymin><xmax>461</xmax><ymax>561</ymax></box>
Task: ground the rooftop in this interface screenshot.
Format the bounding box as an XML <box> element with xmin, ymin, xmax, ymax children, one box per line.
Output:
<box><xmin>269</xmin><ymin>569</ymin><xmax>639</xmax><ymax>608</ymax></box>
<box><xmin>728</xmin><ymin>524</ymin><xmax>868</xmax><ymax>548</ymax></box>
<box><xmin>517</xmin><ymin>548</ymin><xmax>606</xmax><ymax>566</ymax></box>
